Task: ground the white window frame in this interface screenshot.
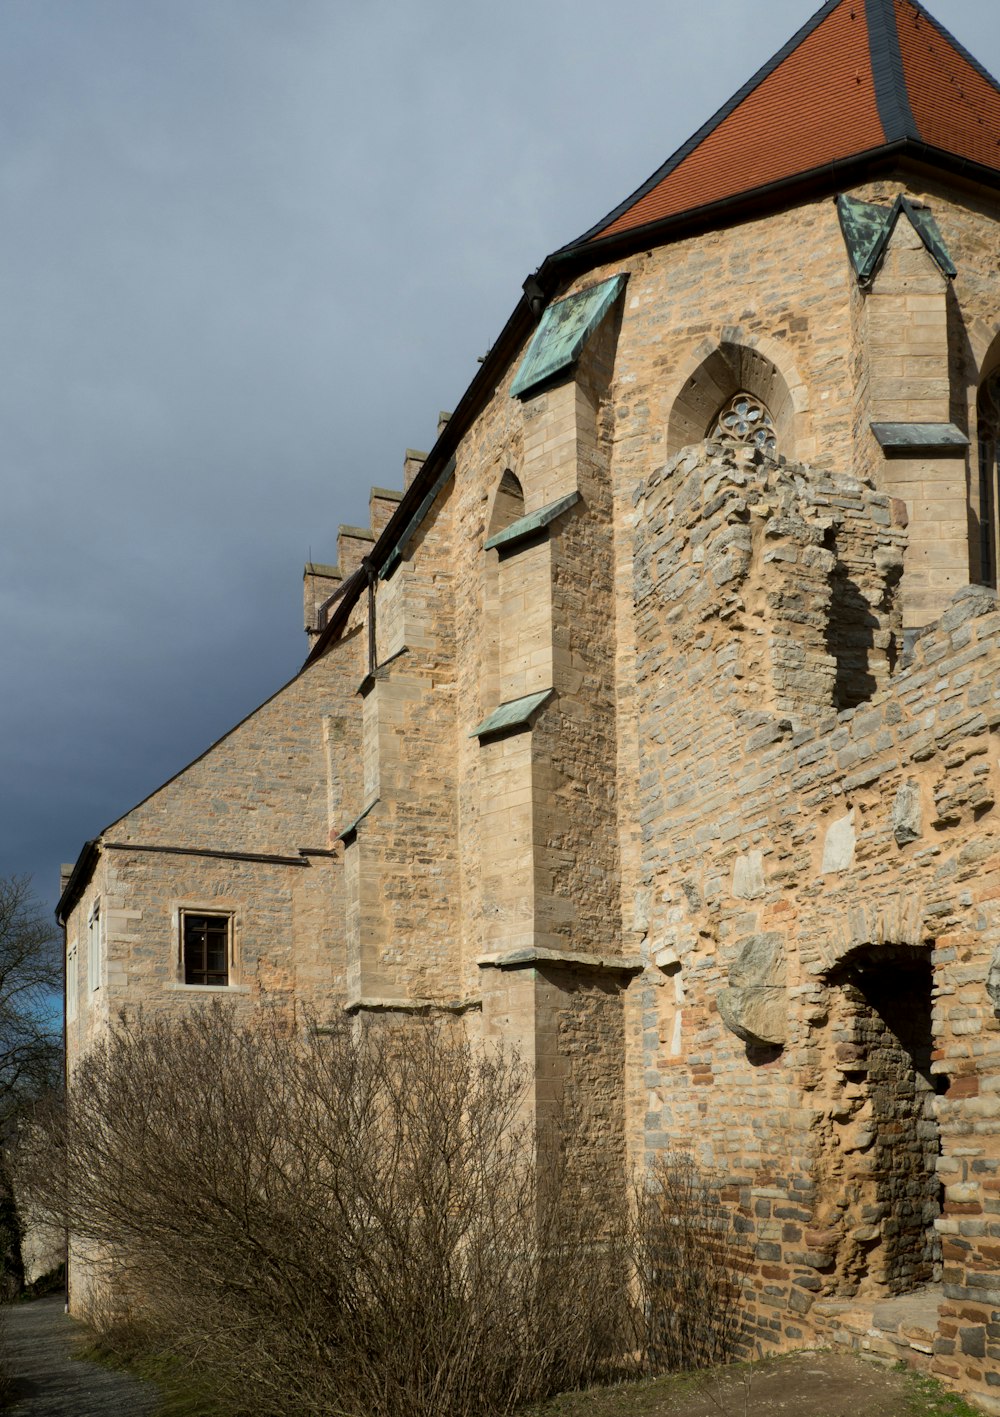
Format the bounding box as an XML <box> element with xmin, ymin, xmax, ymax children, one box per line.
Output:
<box><xmin>66</xmin><ymin>938</ymin><xmax>78</xmax><ymax>1022</ymax></box>
<box><xmin>87</xmin><ymin>899</ymin><xmax>102</xmax><ymax>993</ymax></box>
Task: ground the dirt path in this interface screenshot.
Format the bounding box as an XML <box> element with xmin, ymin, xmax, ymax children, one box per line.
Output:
<box><xmin>528</xmin><ymin>1349</ymin><xmax>974</xmax><ymax>1416</ymax></box>
<box><xmin>3</xmin><ymin>1296</ymin><xmax>159</xmax><ymax>1417</ymax></box>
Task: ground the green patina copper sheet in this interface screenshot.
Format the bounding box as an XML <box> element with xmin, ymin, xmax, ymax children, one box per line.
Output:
<box><xmin>901</xmin><ymin>198</ymin><xmax>957</xmax><ymax>278</ymax></box>
<box><xmin>510</xmin><ymin>275</ymin><xmax>626</xmax><ymax>401</ymax></box>
<box><xmin>871</xmin><ymin>422</ymin><xmax>968</xmax><ymax>450</ymax></box>
<box><xmin>484</xmin><ymin>491</ymin><xmax>580</xmax><ymax>552</ymax></box>
<box><xmin>836</xmin><ymin>194</ymin><xmax>890</xmax><ymax>281</ymax></box>
<box><xmin>836</xmin><ymin>193</ymin><xmax>956</xmax><ymax>284</ymax></box>
<box><xmin>337</xmin><ymin>797</ymin><xmax>378</xmax><ymax>844</ymax></box>
<box><xmin>470</xmin><ymin>689</ymin><xmax>554</xmax><ymax>741</ymax></box>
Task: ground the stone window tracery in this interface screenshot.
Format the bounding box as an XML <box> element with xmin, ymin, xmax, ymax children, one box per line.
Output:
<box><xmin>711</xmin><ymin>392</ymin><xmax>777</xmax><ymax>455</ymax></box>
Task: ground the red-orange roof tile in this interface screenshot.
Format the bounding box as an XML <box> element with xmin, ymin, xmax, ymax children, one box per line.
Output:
<box><xmin>895</xmin><ymin>0</ymin><xmax>1000</xmax><ymax>172</ymax></box>
<box><xmin>573</xmin><ymin>0</ymin><xmax>1000</xmax><ymax>249</ymax></box>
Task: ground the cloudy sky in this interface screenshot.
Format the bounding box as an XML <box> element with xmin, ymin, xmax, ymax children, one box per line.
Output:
<box><xmin>2</xmin><ymin>0</ymin><xmax>998</xmax><ymax>918</ymax></box>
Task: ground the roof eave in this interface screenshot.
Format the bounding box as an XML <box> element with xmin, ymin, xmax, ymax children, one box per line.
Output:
<box><xmin>304</xmin><ymin>140</ymin><xmax>1000</xmax><ymax>663</ymax></box>
<box><xmin>56</xmin><ymin>838</ymin><xmax>100</xmax><ymax>927</ymax></box>
<box><xmin>548</xmin><ymin>140</ymin><xmax>1000</xmax><ymax>273</ymax></box>
<box><xmin>304</xmin><ymin>288</ymin><xmax>543</xmax><ymax>666</ymax></box>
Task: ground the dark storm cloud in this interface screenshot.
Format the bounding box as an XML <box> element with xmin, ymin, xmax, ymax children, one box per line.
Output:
<box><xmin>1</xmin><ymin>0</ymin><xmax>997</xmax><ymax>912</ymax></box>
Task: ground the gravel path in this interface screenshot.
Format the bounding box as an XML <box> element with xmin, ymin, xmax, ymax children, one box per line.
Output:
<box><xmin>3</xmin><ymin>1296</ymin><xmax>159</xmax><ymax>1416</ymax></box>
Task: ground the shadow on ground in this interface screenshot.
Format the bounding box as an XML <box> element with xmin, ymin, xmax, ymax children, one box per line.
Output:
<box><xmin>525</xmin><ymin>1349</ymin><xmax>979</xmax><ymax>1417</ymax></box>
<box><xmin>3</xmin><ymin>1295</ymin><xmax>158</xmax><ymax>1417</ymax></box>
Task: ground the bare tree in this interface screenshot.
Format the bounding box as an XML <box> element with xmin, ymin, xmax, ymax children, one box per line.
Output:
<box><xmin>635</xmin><ymin>1151</ymin><xmax>754</xmax><ymax>1373</ymax></box>
<box><xmin>0</xmin><ymin>876</ymin><xmax>60</xmax><ymax>1122</ymax></box>
<box><xmin>22</xmin><ymin>1003</ymin><xmax>759</xmax><ymax>1412</ymax></box>
<box><xmin>21</xmin><ymin>1006</ymin><xmax>636</xmax><ymax>1417</ymax></box>
<box><xmin>0</xmin><ymin>876</ymin><xmax>61</xmax><ymax>1296</ymax></box>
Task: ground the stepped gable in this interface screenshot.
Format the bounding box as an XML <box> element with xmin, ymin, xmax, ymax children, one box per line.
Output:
<box><xmin>570</xmin><ymin>0</ymin><xmax>1000</xmax><ymax>250</ymax></box>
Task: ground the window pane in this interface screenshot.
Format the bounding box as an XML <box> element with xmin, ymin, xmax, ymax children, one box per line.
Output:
<box><xmin>183</xmin><ymin>914</ymin><xmax>229</xmax><ymax>986</ymax></box>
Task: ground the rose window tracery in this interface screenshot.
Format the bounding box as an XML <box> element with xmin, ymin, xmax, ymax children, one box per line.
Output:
<box><xmin>711</xmin><ymin>393</ymin><xmax>777</xmax><ymax>455</ymax></box>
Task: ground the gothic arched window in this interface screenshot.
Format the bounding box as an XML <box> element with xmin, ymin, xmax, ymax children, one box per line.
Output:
<box><xmin>978</xmin><ymin>368</ymin><xmax>1000</xmax><ymax>587</ymax></box>
<box><xmin>710</xmin><ymin>392</ymin><xmax>777</xmax><ymax>456</ymax></box>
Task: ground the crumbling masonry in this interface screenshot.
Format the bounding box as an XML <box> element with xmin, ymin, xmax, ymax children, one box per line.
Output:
<box><xmin>58</xmin><ymin>0</ymin><xmax>1000</xmax><ymax>1408</ymax></box>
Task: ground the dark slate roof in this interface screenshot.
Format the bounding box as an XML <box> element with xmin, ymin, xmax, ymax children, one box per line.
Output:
<box><xmin>565</xmin><ymin>0</ymin><xmax>1000</xmax><ymax>252</ymax></box>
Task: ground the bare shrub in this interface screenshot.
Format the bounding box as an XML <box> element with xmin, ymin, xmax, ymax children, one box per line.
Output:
<box><xmin>20</xmin><ymin>1006</ymin><xmax>636</xmax><ymax>1417</ymax></box>
<box><xmin>634</xmin><ymin>1151</ymin><xmax>754</xmax><ymax>1373</ymax></box>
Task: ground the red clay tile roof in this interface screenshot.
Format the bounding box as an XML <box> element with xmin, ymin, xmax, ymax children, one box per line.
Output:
<box><xmin>895</xmin><ymin>0</ymin><xmax>1000</xmax><ymax>171</ymax></box>
<box><xmin>572</xmin><ymin>0</ymin><xmax>1000</xmax><ymax>249</ymax></box>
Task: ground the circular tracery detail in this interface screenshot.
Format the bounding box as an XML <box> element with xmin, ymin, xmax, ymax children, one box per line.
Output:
<box><xmin>712</xmin><ymin>392</ymin><xmax>777</xmax><ymax>455</ymax></box>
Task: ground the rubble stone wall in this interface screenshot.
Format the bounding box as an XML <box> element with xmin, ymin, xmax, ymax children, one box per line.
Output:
<box><xmin>631</xmin><ymin>441</ymin><xmax>1000</xmax><ymax>1403</ymax></box>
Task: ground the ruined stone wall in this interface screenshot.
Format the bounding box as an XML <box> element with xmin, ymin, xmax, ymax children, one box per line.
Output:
<box><xmin>629</xmin><ymin>440</ymin><xmax>1000</xmax><ymax>1404</ymax></box>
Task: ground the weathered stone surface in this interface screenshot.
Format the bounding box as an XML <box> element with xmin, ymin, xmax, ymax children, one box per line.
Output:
<box><xmin>57</xmin><ymin>130</ymin><xmax>1000</xmax><ymax>1412</ymax></box>
<box><xmin>733</xmin><ymin>849</ymin><xmax>766</xmax><ymax>899</ymax></box>
<box><xmin>988</xmin><ymin>949</ymin><xmax>1000</xmax><ymax>1014</ymax></box>
<box><xmin>821</xmin><ymin>810</ymin><xmax>856</xmax><ymax>873</ymax></box>
<box><xmin>891</xmin><ymin>779</ymin><xmax>922</xmax><ymax>846</ymax></box>
<box><xmin>729</xmin><ymin>932</ymin><xmax>786</xmax><ymax>989</ymax></box>
<box><xmin>717</xmin><ymin>985</ymin><xmax>787</xmax><ymax>1046</ymax></box>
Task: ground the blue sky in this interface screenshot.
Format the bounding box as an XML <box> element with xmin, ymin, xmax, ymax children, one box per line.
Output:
<box><xmin>1</xmin><ymin>0</ymin><xmax>998</xmax><ymax>919</ymax></box>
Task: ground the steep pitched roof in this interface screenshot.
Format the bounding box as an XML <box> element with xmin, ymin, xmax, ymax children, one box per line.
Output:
<box><xmin>306</xmin><ymin>0</ymin><xmax>1000</xmax><ymax>671</ymax></box>
<box><xmin>569</xmin><ymin>0</ymin><xmax>1000</xmax><ymax>250</ymax></box>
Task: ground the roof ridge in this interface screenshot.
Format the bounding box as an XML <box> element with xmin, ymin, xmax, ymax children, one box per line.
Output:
<box><xmin>563</xmin><ymin>0</ymin><xmax>843</xmax><ymax>250</ymax></box>
<box><xmin>865</xmin><ymin>0</ymin><xmax>918</xmax><ymax>142</ymax></box>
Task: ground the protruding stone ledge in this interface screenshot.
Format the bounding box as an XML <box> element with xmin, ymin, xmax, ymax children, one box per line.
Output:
<box><xmin>871</xmin><ymin>422</ymin><xmax>968</xmax><ymax>454</ymax></box>
<box><xmin>477</xmin><ymin>947</ymin><xmax>644</xmax><ymax>975</ymax></box>
<box><xmin>340</xmin><ymin>995</ymin><xmax>481</xmax><ymax>1016</ymax></box>
<box><xmin>165</xmin><ymin>982</ymin><xmax>251</xmax><ymax>994</ymax></box>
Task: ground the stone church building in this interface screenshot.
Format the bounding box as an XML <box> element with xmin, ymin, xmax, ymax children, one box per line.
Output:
<box><xmin>58</xmin><ymin>0</ymin><xmax>1000</xmax><ymax>1405</ymax></box>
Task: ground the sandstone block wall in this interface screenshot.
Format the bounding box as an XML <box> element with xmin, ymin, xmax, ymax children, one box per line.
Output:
<box><xmin>63</xmin><ymin>173</ymin><xmax>1000</xmax><ymax>1408</ymax></box>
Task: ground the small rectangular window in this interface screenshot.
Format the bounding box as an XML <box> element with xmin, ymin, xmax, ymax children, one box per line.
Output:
<box><xmin>182</xmin><ymin>913</ymin><xmax>231</xmax><ymax>987</ymax></box>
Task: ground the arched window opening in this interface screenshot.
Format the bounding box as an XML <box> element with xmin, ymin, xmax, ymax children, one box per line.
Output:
<box><xmin>710</xmin><ymin>392</ymin><xmax>777</xmax><ymax>456</ymax></box>
<box><xmin>666</xmin><ymin>336</ymin><xmax>798</xmax><ymax>460</ymax></box>
<box><xmin>977</xmin><ymin>367</ymin><xmax>1000</xmax><ymax>588</ymax></box>
<box><xmin>482</xmin><ymin>470</ymin><xmax>525</xmax><ymax>710</ymax></box>
<box><xmin>488</xmin><ymin>470</ymin><xmax>524</xmax><ymax>542</ymax></box>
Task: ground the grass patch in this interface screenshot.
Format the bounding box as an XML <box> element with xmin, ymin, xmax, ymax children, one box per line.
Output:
<box><xmin>901</xmin><ymin>1369</ymin><xmax>987</xmax><ymax>1417</ymax></box>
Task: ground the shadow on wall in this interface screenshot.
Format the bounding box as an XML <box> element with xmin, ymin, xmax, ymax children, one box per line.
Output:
<box><xmin>666</xmin><ymin>340</ymin><xmax>797</xmax><ymax>459</ymax></box>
